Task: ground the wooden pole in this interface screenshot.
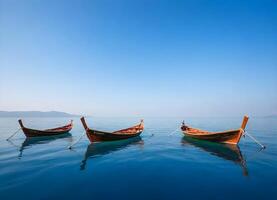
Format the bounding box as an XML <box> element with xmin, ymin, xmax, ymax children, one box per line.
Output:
<box><xmin>80</xmin><ymin>117</ymin><xmax>89</xmax><ymax>130</ymax></box>
<box><xmin>241</xmin><ymin>115</ymin><xmax>249</xmax><ymax>130</ymax></box>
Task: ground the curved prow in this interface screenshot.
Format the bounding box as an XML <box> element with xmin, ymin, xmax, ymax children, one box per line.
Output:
<box><xmin>240</xmin><ymin>115</ymin><xmax>249</xmax><ymax>130</ymax></box>
<box><xmin>18</xmin><ymin>119</ymin><xmax>24</xmax><ymax>129</ymax></box>
<box><xmin>80</xmin><ymin>117</ymin><xmax>89</xmax><ymax>130</ymax></box>
<box><xmin>138</xmin><ymin>119</ymin><xmax>144</xmax><ymax>130</ymax></box>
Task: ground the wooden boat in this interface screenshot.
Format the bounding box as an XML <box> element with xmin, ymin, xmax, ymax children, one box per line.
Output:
<box><xmin>80</xmin><ymin>136</ymin><xmax>143</xmax><ymax>170</ymax></box>
<box><xmin>181</xmin><ymin>116</ymin><xmax>249</xmax><ymax>145</ymax></box>
<box><xmin>181</xmin><ymin>137</ymin><xmax>248</xmax><ymax>176</ymax></box>
<box><xmin>18</xmin><ymin>119</ymin><xmax>73</xmax><ymax>137</ymax></box>
<box><xmin>80</xmin><ymin>117</ymin><xmax>144</xmax><ymax>142</ymax></box>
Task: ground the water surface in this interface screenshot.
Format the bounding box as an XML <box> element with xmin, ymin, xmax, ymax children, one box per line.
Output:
<box><xmin>0</xmin><ymin>117</ymin><xmax>276</xmax><ymax>199</ymax></box>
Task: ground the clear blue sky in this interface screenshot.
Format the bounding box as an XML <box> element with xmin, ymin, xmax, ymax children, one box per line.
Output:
<box><xmin>0</xmin><ymin>0</ymin><xmax>276</xmax><ymax>117</ymax></box>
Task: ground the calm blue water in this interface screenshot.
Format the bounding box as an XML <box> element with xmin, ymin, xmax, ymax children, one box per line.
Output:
<box><xmin>0</xmin><ymin>117</ymin><xmax>276</xmax><ymax>200</ymax></box>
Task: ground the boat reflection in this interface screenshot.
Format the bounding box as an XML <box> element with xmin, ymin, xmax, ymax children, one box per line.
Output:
<box><xmin>80</xmin><ymin>136</ymin><xmax>144</xmax><ymax>170</ymax></box>
<box><xmin>18</xmin><ymin>133</ymin><xmax>73</xmax><ymax>158</ymax></box>
<box><xmin>181</xmin><ymin>136</ymin><xmax>248</xmax><ymax>176</ymax></box>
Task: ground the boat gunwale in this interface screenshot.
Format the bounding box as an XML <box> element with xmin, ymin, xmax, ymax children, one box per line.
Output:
<box><xmin>86</xmin><ymin>123</ymin><xmax>144</xmax><ymax>136</ymax></box>
<box><xmin>184</xmin><ymin>126</ymin><xmax>243</xmax><ymax>136</ymax></box>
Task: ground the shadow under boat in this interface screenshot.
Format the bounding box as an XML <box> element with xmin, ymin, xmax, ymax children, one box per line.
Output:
<box><xmin>181</xmin><ymin>136</ymin><xmax>248</xmax><ymax>176</ymax></box>
<box><xmin>17</xmin><ymin>133</ymin><xmax>73</xmax><ymax>158</ymax></box>
<box><xmin>80</xmin><ymin>136</ymin><xmax>144</xmax><ymax>170</ymax></box>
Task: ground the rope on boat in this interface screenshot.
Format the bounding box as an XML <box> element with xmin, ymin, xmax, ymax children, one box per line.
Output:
<box><xmin>168</xmin><ymin>128</ymin><xmax>180</xmax><ymax>136</ymax></box>
<box><xmin>6</xmin><ymin>139</ymin><xmax>20</xmax><ymax>149</ymax></box>
<box><xmin>245</xmin><ymin>147</ymin><xmax>265</xmax><ymax>162</ymax></box>
<box><xmin>244</xmin><ymin>131</ymin><xmax>266</xmax><ymax>149</ymax></box>
<box><xmin>68</xmin><ymin>131</ymin><xmax>86</xmax><ymax>149</ymax></box>
<box><xmin>6</xmin><ymin>128</ymin><xmax>21</xmax><ymax>141</ymax></box>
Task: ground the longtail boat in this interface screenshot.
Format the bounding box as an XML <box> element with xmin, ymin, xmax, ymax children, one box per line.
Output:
<box><xmin>18</xmin><ymin>119</ymin><xmax>73</xmax><ymax>137</ymax></box>
<box><xmin>80</xmin><ymin>117</ymin><xmax>144</xmax><ymax>142</ymax></box>
<box><xmin>181</xmin><ymin>116</ymin><xmax>249</xmax><ymax>145</ymax></box>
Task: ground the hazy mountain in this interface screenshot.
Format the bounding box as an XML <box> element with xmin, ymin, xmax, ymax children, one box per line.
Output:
<box><xmin>264</xmin><ymin>115</ymin><xmax>277</xmax><ymax>118</ymax></box>
<box><xmin>0</xmin><ymin>111</ymin><xmax>80</xmax><ymax>118</ymax></box>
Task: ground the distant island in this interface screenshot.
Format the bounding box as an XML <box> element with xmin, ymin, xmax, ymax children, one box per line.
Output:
<box><xmin>264</xmin><ymin>115</ymin><xmax>277</xmax><ymax>118</ymax></box>
<box><xmin>0</xmin><ymin>111</ymin><xmax>80</xmax><ymax>118</ymax></box>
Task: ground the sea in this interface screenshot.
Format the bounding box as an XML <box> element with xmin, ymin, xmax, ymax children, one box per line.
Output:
<box><xmin>0</xmin><ymin>117</ymin><xmax>276</xmax><ymax>200</ymax></box>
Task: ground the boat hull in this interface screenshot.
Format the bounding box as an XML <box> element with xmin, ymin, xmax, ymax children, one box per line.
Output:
<box><xmin>181</xmin><ymin>116</ymin><xmax>248</xmax><ymax>145</ymax></box>
<box><xmin>19</xmin><ymin>120</ymin><xmax>73</xmax><ymax>137</ymax></box>
<box><xmin>182</xmin><ymin>129</ymin><xmax>243</xmax><ymax>145</ymax></box>
<box><xmin>80</xmin><ymin>116</ymin><xmax>144</xmax><ymax>143</ymax></box>
<box><xmin>22</xmin><ymin>127</ymin><xmax>72</xmax><ymax>137</ymax></box>
<box><xmin>86</xmin><ymin>130</ymin><xmax>143</xmax><ymax>143</ymax></box>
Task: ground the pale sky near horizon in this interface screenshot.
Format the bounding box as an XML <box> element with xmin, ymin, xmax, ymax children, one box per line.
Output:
<box><xmin>0</xmin><ymin>0</ymin><xmax>276</xmax><ymax>117</ymax></box>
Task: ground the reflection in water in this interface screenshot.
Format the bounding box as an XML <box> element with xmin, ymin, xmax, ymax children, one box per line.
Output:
<box><xmin>181</xmin><ymin>136</ymin><xmax>248</xmax><ymax>176</ymax></box>
<box><xmin>81</xmin><ymin>136</ymin><xmax>144</xmax><ymax>170</ymax></box>
<box><xmin>17</xmin><ymin>133</ymin><xmax>73</xmax><ymax>158</ymax></box>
